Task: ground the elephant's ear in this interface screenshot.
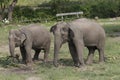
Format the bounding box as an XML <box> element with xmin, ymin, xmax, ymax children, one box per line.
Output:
<box><xmin>50</xmin><ymin>25</ymin><xmax>57</xmax><ymax>32</ymax></box>
<box><xmin>21</xmin><ymin>33</ymin><xmax>26</xmax><ymax>43</ymax></box>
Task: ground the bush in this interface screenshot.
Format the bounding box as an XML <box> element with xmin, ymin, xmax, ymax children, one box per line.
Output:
<box><xmin>12</xmin><ymin>0</ymin><xmax>120</xmax><ymax>22</ymax></box>
<box><xmin>13</xmin><ymin>6</ymin><xmax>52</xmax><ymax>22</ymax></box>
<box><xmin>103</xmin><ymin>24</ymin><xmax>120</xmax><ymax>37</ymax></box>
<box><xmin>49</xmin><ymin>0</ymin><xmax>120</xmax><ymax>18</ymax></box>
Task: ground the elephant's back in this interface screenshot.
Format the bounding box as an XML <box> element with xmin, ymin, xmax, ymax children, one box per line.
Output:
<box><xmin>69</xmin><ymin>18</ymin><xmax>105</xmax><ymax>46</ymax></box>
<box><xmin>27</xmin><ymin>24</ymin><xmax>48</xmax><ymax>32</ymax></box>
<box><xmin>71</xmin><ymin>18</ymin><xmax>105</xmax><ymax>35</ymax></box>
<box><xmin>25</xmin><ymin>24</ymin><xmax>51</xmax><ymax>48</ymax></box>
<box><xmin>21</xmin><ymin>24</ymin><xmax>51</xmax><ymax>41</ymax></box>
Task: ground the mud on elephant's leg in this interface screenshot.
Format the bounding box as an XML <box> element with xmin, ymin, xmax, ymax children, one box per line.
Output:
<box><xmin>68</xmin><ymin>42</ymin><xmax>79</xmax><ymax>67</ymax></box>
<box><xmin>20</xmin><ymin>46</ymin><xmax>26</xmax><ymax>64</ymax></box>
<box><xmin>33</xmin><ymin>49</ymin><xmax>41</xmax><ymax>61</ymax></box>
<box><xmin>86</xmin><ymin>47</ymin><xmax>96</xmax><ymax>65</ymax></box>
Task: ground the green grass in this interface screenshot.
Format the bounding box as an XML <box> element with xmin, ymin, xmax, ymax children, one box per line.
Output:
<box><xmin>0</xmin><ymin>21</ymin><xmax>120</xmax><ymax>80</ymax></box>
<box><xmin>17</xmin><ymin>0</ymin><xmax>50</xmax><ymax>6</ymax></box>
<box><xmin>103</xmin><ymin>24</ymin><xmax>120</xmax><ymax>34</ymax></box>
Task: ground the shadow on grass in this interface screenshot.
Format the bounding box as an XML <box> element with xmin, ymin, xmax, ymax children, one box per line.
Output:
<box><xmin>37</xmin><ymin>58</ymin><xmax>74</xmax><ymax>68</ymax></box>
<box><xmin>59</xmin><ymin>58</ymin><xmax>74</xmax><ymax>66</ymax></box>
<box><xmin>0</xmin><ymin>56</ymin><xmax>80</xmax><ymax>69</ymax></box>
<box><xmin>0</xmin><ymin>56</ymin><xmax>115</xmax><ymax>69</ymax></box>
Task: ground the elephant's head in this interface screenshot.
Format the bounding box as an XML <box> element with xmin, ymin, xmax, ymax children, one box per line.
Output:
<box><xmin>8</xmin><ymin>29</ymin><xmax>26</xmax><ymax>58</ymax></box>
<box><xmin>50</xmin><ymin>22</ymin><xmax>74</xmax><ymax>67</ymax></box>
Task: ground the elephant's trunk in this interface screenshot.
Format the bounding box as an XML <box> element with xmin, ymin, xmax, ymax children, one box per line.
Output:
<box><xmin>53</xmin><ymin>36</ymin><xmax>62</xmax><ymax>67</ymax></box>
<box><xmin>9</xmin><ymin>35</ymin><xmax>15</xmax><ymax>58</ymax></box>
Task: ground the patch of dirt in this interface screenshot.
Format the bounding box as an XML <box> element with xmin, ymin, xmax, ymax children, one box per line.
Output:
<box><xmin>26</xmin><ymin>76</ymin><xmax>42</xmax><ymax>80</ymax></box>
<box><xmin>0</xmin><ymin>65</ymin><xmax>39</xmax><ymax>76</ymax></box>
<box><xmin>0</xmin><ymin>45</ymin><xmax>9</xmax><ymax>53</ymax></box>
<box><xmin>0</xmin><ymin>44</ymin><xmax>44</xmax><ymax>59</ymax></box>
<box><xmin>0</xmin><ymin>45</ymin><xmax>20</xmax><ymax>55</ymax></box>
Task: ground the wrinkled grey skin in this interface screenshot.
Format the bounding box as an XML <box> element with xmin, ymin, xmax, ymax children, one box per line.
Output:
<box><xmin>50</xmin><ymin>18</ymin><xmax>106</xmax><ymax>67</ymax></box>
<box><xmin>9</xmin><ymin>24</ymin><xmax>51</xmax><ymax>65</ymax></box>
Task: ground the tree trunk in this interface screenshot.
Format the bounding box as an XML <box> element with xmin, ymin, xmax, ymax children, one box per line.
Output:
<box><xmin>0</xmin><ymin>3</ymin><xmax>6</xmax><ymax>21</ymax></box>
<box><xmin>8</xmin><ymin>0</ymin><xmax>18</xmax><ymax>21</ymax></box>
<box><xmin>0</xmin><ymin>15</ymin><xmax>2</xmax><ymax>21</ymax></box>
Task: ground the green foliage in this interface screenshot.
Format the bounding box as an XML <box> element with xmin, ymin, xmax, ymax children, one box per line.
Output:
<box><xmin>13</xmin><ymin>6</ymin><xmax>53</xmax><ymax>22</ymax></box>
<box><xmin>0</xmin><ymin>21</ymin><xmax>3</xmax><ymax>27</ymax></box>
<box><xmin>49</xmin><ymin>0</ymin><xmax>120</xmax><ymax>18</ymax></box>
<box><xmin>0</xmin><ymin>0</ymin><xmax>12</xmax><ymax>19</ymax></box>
<box><xmin>103</xmin><ymin>24</ymin><xmax>120</xmax><ymax>34</ymax></box>
<box><xmin>10</xmin><ymin>0</ymin><xmax>120</xmax><ymax>22</ymax></box>
<box><xmin>0</xmin><ymin>56</ymin><xmax>20</xmax><ymax>68</ymax></box>
<box><xmin>102</xmin><ymin>24</ymin><xmax>120</xmax><ymax>37</ymax></box>
<box><xmin>90</xmin><ymin>0</ymin><xmax>120</xmax><ymax>18</ymax></box>
<box><xmin>0</xmin><ymin>0</ymin><xmax>11</xmax><ymax>5</ymax></box>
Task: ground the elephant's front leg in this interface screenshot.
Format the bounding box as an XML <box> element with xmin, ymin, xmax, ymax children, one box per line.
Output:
<box><xmin>20</xmin><ymin>46</ymin><xmax>26</xmax><ymax>63</ymax></box>
<box><xmin>68</xmin><ymin>41</ymin><xmax>79</xmax><ymax>67</ymax></box>
<box><xmin>73</xmin><ymin>39</ymin><xmax>85</xmax><ymax>67</ymax></box>
<box><xmin>24</xmin><ymin>45</ymin><xmax>33</xmax><ymax>65</ymax></box>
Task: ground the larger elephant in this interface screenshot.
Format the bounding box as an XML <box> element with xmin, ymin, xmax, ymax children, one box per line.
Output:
<box><xmin>50</xmin><ymin>18</ymin><xmax>106</xmax><ymax>67</ymax></box>
<box><xmin>9</xmin><ymin>24</ymin><xmax>51</xmax><ymax>65</ymax></box>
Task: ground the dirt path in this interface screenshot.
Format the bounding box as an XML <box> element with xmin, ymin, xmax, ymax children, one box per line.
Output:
<box><xmin>0</xmin><ymin>45</ymin><xmax>9</xmax><ymax>53</ymax></box>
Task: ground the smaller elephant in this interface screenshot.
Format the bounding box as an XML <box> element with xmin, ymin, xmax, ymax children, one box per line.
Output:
<box><xmin>50</xmin><ymin>18</ymin><xmax>106</xmax><ymax>67</ymax></box>
<box><xmin>9</xmin><ymin>24</ymin><xmax>51</xmax><ymax>65</ymax></box>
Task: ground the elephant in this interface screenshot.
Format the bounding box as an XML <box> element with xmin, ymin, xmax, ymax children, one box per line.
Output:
<box><xmin>9</xmin><ymin>24</ymin><xmax>51</xmax><ymax>65</ymax></box>
<box><xmin>50</xmin><ymin>18</ymin><xmax>106</xmax><ymax>67</ymax></box>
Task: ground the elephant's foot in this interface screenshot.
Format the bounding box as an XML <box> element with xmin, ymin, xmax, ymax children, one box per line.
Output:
<box><xmin>26</xmin><ymin>62</ymin><xmax>33</xmax><ymax>69</ymax></box>
<box><xmin>99</xmin><ymin>58</ymin><xmax>105</xmax><ymax>63</ymax></box>
<box><xmin>86</xmin><ymin>58</ymin><xmax>93</xmax><ymax>65</ymax></box>
<box><xmin>26</xmin><ymin>59</ymin><xmax>33</xmax><ymax>66</ymax></box>
<box><xmin>74</xmin><ymin>62</ymin><xmax>80</xmax><ymax>67</ymax></box>
<box><xmin>74</xmin><ymin>62</ymin><xmax>85</xmax><ymax>68</ymax></box>
<box><xmin>78</xmin><ymin>64</ymin><xmax>86</xmax><ymax>68</ymax></box>
<box><xmin>21</xmin><ymin>60</ymin><xmax>26</xmax><ymax>64</ymax></box>
<box><xmin>53</xmin><ymin>61</ymin><xmax>59</xmax><ymax>67</ymax></box>
<box><xmin>99</xmin><ymin>60</ymin><xmax>105</xmax><ymax>64</ymax></box>
<box><xmin>43</xmin><ymin>59</ymin><xmax>47</xmax><ymax>63</ymax></box>
<box><xmin>33</xmin><ymin>58</ymin><xmax>39</xmax><ymax>61</ymax></box>
<box><xmin>86</xmin><ymin>60</ymin><xmax>93</xmax><ymax>65</ymax></box>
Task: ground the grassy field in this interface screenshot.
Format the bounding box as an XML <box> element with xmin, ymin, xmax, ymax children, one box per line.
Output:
<box><xmin>0</xmin><ymin>20</ymin><xmax>120</xmax><ymax>80</ymax></box>
<box><xmin>17</xmin><ymin>0</ymin><xmax>50</xmax><ymax>6</ymax></box>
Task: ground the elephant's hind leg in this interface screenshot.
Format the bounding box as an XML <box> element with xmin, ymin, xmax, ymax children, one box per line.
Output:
<box><xmin>86</xmin><ymin>46</ymin><xmax>96</xmax><ymax>65</ymax></box>
<box><xmin>44</xmin><ymin>43</ymin><xmax>50</xmax><ymax>63</ymax></box>
<box><xmin>98</xmin><ymin>48</ymin><xmax>105</xmax><ymax>63</ymax></box>
<box><xmin>33</xmin><ymin>49</ymin><xmax>41</xmax><ymax>61</ymax></box>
